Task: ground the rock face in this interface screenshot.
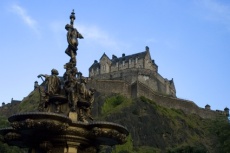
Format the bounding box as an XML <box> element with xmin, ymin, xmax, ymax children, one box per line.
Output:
<box><xmin>0</xmin><ymin>91</ymin><xmax>228</xmax><ymax>152</ymax></box>
<box><xmin>92</xmin><ymin>95</ymin><xmax>222</xmax><ymax>153</ymax></box>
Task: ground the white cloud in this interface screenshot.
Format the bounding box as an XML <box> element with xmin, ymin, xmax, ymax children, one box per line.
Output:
<box><xmin>48</xmin><ymin>21</ymin><xmax>130</xmax><ymax>54</ymax></box>
<box><xmin>76</xmin><ymin>24</ymin><xmax>124</xmax><ymax>51</ymax></box>
<box><xmin>10</xmin><ymin>4</ymin><xmax>40</xmax><ymax>36</ymax></box>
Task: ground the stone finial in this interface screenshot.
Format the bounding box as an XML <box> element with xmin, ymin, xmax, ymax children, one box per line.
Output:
<box><xmin>70</xmin><ymin>9</ymin><xmax>75</xmax><ymax>25</ymax></box>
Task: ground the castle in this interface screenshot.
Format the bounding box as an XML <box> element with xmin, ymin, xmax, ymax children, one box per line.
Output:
<box><xmin>89</xmin><ymin>46</ymin><xmax>176</xmax><ymax>97</ymax></box>
<box><xmin>87</xmin><ymin>46</ymin><xmax>229</xmax><ymax>118</ymax></box>
<box><xmin>4</xmin><ymin>47</ymin><xmax>228</xmax><ymax>119</ymax></box>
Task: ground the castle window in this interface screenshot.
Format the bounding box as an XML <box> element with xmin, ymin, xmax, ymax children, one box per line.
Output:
<box><xmin>122</xmin><ymin>61</ymin><xmax>125</xmax><ymax>66</ymax></box>
<box><xmin>116</xmin><ymin>62</ymin><xmax>118</xmax><ymax>67</ymax></box>
<box><xmin>129</xmin><ymin>59</ymin><xmax>131</xmax><ymax>65</ymax></box>
<box><xmin>102</xmin><ymin>65</ymin><xmax>106</xmax><ymax>71</ymax></box>
<box><xmin>135</xmin><ymin>57</ymin><xmax>138</xmax><ymax>64</ymax></box>
<box><xmin>96</xmin><ymin>68</ymin><xmax>99</xmax><ymax>72</ymax></box>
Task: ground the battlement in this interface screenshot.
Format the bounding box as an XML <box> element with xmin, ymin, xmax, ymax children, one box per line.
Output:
<box><xmin>88</xmin><ymin>47</ymin><xmax>229</xmax><ymax>118</ymax></box>
<box><xmin>86</xmin><ymin>79</ymin><xmax>229</xmax><ymax>118</ymax></box>
<box><xmin>89</xmin><ymin>46</ymin><xmax>176</xmax><ymax>97</ymax></box>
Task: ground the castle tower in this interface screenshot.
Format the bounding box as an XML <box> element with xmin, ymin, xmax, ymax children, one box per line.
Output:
<box><xmin>205</xmin><ymin>104</ymin><xmax>211</xmax><ymax>110</ymax></box>
<box><xmin>34</xmin><ymin>81</ymin><xmax>39</xmax><ymax>90</ymax></box>
<box><xmin>224</xmin><ymin>107</ymin><xmax>229</xmax><ymax>116</ymax></box>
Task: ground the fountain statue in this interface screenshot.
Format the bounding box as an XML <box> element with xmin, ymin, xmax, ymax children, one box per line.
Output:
<box><xmin>0</xmin><ymin>10</ymin><xmax>128</xmax><ymax>153</ymax></box>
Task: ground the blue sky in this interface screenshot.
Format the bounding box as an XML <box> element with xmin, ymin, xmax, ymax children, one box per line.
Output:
<box><xmin>0</xmin><ymin>0</ymin><xmax>230</xmax><ymax>112</ymax></box>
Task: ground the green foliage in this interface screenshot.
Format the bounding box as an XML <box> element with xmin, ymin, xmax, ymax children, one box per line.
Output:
<box><xmin>0</xmin><ymin>143</ymin><xmax>26</xmax><ymax>153</ymax></box>
<box><xmin>101</xmin><ymin>95</ymin><xmax>131</xmax><ymax>115</ymax></box>
<box><xmin>208</xmin><ymin>117</ymin><xmax>230</xmax><ymax>152</ymax></box>
<box><xmin>112</xmin><ymin>134</ymin><xmax>133</xmax><ymax>153</ymax></box>
<box><xmin>18</xmin><ymin>90</ymin><xmax>40</xmax><ymax>112</ymax></box>
<box><xmin>0</xmin><ymin>116</ymin><xmax>9</xmax><ymax>128</ymax></box>
<box><xmin>168</xmin><ymin>144</ymin><xmax>207</xmax><ymax>153</ymax></box>
<box><xmin>133</xmin><ymin>146</ymin><xmax>161</xmax><ymax>153</ymax></box>
<box><xmin>112</xmin><ymin>134</ymin><xmax>161</xmax><ymax>153</ymax></box>
<box><xmin>0</xmin><ymin>116</ymin><xmax>26</xmax><ymax>153</ymax></box>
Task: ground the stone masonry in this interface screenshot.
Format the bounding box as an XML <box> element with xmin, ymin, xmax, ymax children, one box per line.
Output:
<box><xmin>89</xmin><ymin>46</ymin><xmax>176</xmax><ymax>97</ymax></box>
<box><xmin>87</xmin><ymin>46</ymin><xmax>229</xmax><ymax>119</ymax></box>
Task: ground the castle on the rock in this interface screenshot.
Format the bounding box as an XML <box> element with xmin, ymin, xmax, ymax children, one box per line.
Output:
<box><xmin>87</xmin><ymin>46</ymin><xmax>229</xmax><ymax>118</ymax></box>
<box><xmin>89</xmin><ymin>46</ymin><xmax>176</xmax><ymax>97</ymax></box>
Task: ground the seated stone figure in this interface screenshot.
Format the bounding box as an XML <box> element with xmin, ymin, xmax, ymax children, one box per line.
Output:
<box><xmin>77</xmin><ymin>78</ymin><xmax>96</xmax><ymax>121</ymax></box>
<box><xmin>63</xmin><ymin>66</ymin><xmax>79</xmax><ymax>111</ymax></box>
<box><xmin>37</xmin><ymin>69</ymin><xmax>61</xmax><ymax>111</ymax></box>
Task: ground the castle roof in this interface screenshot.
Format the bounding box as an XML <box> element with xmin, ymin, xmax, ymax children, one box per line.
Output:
<box><xmin>89</xmin><ymin>46</ymin><xmax>159</xmax><ymax>70</ymax></box>
<box><xmin>89</xmin><ymin>60</ymin><xmax>100</xmax><ymax>70</ymax></box>
<box><xmin>89</xmin><ymin>50</ymin><xmax>148</xmax><ymax>70</ymax></box>
<box><xmin>111</xmin><ymin>51</ymin><xmax>147</xmax><ymax>66</ymax></box>
<box><xmin>99</xmin><ymin>52</ymin><xmax>110</xmax><ymax>61</ymax></box>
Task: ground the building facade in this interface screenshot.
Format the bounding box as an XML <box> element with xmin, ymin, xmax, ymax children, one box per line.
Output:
<box><xmin>89</xmin><ymin>46</ymin><xmax>176</xmax><ymax>97</ymax></box>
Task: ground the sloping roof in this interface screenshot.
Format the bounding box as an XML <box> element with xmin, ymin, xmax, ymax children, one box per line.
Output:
<box><xmin>89</xmin><ymin>60</ymin><xmax>100</xmax><ymax>70</ymax></box>
<box><xmin>100</xmin><ymin>52</ymin><xmax>110</xmax><ymax>61</ymax></box>
<box><xmin>89</xmin><ymin>53</ymin><xmax>109</xmax><ymax>70</ymax></box>
<box><xmin>111</xmin><ymin>51</ymin><xmax>147</xmax><ymax>66</ymax></box>
<box><xmin>89</xmin><ymin>49</ymin><xmax>153</xmax><ymax>69</ymax></box>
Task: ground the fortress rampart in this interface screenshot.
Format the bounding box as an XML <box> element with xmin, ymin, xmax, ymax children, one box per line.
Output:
<box><xmin>87</xmin><ymin>79</ymin><xmax>227</xmax><ymax>119</ymax></box>
<box><xmin>90</xmin><ymin>68</ymin><xmax>176</xmax><ymax>97</ymax></box>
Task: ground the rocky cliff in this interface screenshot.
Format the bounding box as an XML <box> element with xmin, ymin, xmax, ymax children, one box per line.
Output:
<box><xmin>0</xmin><ymin>90</ymin><xmax>229</xmax><ymax>153</ymax></box>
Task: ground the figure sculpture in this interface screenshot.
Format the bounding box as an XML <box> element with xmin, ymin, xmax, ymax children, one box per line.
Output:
<box><xmin>36</xmin><ymin>10</ymin><xmax>95</xmax><ymax>123</ymax></box>
<box><xmin>37</xmin><ymin>69</ymin><xmax>61</xmax><ymax>111</ymax></box>
<box><xmin>77</xmin><ymin>77</ymin><xmax>95</xmax><ymax>121</ymax></box>
<box><xmin>65</xmin><ymin>10</ymin><xmax>83</xmax><ymax>66</ymax></box>
<box><xmin>63</xmin><ymin>66</ymin><xmax>79</xmax><ymax>111</ymax></box>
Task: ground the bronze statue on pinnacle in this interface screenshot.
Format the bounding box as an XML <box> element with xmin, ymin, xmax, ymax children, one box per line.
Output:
<box><xmin>65</xmin><ymin>9</ymin><xmax>84</xmax><ymax>67</ymax></box>
<box><xmin>37</xmin><ymin>10</ymin><xmax>94</xmax><ymax>123</ymax></box>
<box><xmin>0</xmin><ymin>10</ymin><xmax>128</xmax><ymax>153</ymax></box>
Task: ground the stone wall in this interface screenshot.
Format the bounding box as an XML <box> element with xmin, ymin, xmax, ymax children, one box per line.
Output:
<box><xmin>87</xmin><ymin>80</ymin><xmax>131</xmax><ymax>98</ymax></box>
<box><xmin>87</xmin><ymin>78</ymin><xmax>221</xmax><ymax>119</ymax></box>
<box><xmin>91</xmin><ymin>68</ymin><xmax>174</xmax><ymax>96</ymax></box>
<box><xmin>135</xmin><ymin>81</ymin><xmax>220</xmax><ymax>119</ymax></box>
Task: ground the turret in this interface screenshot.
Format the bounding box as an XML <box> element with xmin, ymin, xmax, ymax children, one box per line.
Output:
<box><xmin>34</xmin><ymin>81</ymin><xmax>39</xmax><ymax>90</ymax></box>
<box><xmin>224</xmin><ymin>107</ymin><xmax>229</xmax><ymax>117</ymax></box>
<box><xmin>205</xmin><ymin>104</ymin><xmax>211</xmax><ymax>110</ymax></box>
<box><xmin>2</xmin><ymin>102</ymin><xmax>5</xmax><ymax>106</ymax></box>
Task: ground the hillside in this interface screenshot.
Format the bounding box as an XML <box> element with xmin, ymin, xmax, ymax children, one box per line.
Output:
<box><xmin>0</xmin><ymin>89</ymin><xmax>229</xmax><ymax>153</ymax></box>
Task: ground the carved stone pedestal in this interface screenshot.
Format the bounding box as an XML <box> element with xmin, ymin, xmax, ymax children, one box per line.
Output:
<box><xmin>0</xmin><ymin>112</ymin><xmax>128</xmax><ymax>153</ymax></box>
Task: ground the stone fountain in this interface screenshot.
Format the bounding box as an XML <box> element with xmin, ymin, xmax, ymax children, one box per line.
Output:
<box><xmin>0</xmin><ymin>10</ymin><xmax>128</xmax><ymax>153</ymax></box>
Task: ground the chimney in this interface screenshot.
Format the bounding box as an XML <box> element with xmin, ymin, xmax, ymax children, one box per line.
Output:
<box><xmin>94</xmin><ymin>60</ymin><xmax>98</xmax><ymax>64</ymax></box>
<box><xmin>122</xmin><ymin>53</ymin><xmax>125</xmax><ymax>57</ymax></box>
<box><xmin>112</xmin><ymin>55</ymin><xmax>117</xmax><ymax>59</ymax></box>
<box><xmin>146</xmin><ymin>46</ymin><xmax>149</xmax><ymax>51</ymax></box>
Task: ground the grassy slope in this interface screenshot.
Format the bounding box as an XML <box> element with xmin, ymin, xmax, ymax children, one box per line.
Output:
<box><xmin>0</xmin><ymin>92</ymin><xmax>229</xmax><ymax>153</ymax></box>
<box><xmin>96</xmin><ymin>95</ymin><xmax>230</xmax><ymax>153</ymax></box>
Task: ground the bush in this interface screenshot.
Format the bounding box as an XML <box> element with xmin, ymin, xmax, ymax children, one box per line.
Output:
<box><xmin>101</xmin><ymin>95</ymin><xmax>128</xmax><ymax>114</ymax></box>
